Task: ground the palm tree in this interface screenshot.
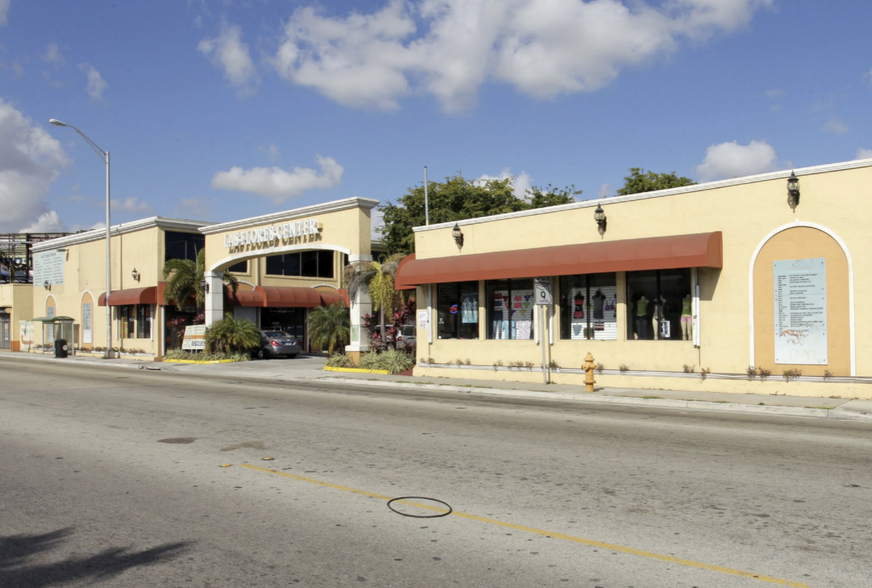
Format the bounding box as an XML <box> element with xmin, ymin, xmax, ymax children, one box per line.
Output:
<box><xmin>204</xmin><ymin>313</ymin><xmax>261</xmax><ymax>354</ymax></box>
<box><xmin>343</xmin><ymin>253</ymin><xmax>406</xmax><ymax>348</ymax></box>
<box><xmin>163</xmin><ymin>249</ymin><xmax>238</xmax><ymax>311</ymax></box>
<box><xmin>307</xmin><ymin>303</ymin><xmax>350</xmax><ymax>356</ymax></box>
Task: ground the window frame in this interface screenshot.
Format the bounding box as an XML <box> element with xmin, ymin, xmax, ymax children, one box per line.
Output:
<box><xmin>559</xmin><ymin>273</ymin><xmax>618</xmax><ymax>341</ymax></box>
<box><xmin>436</xmin><ymin>281</ymin><xmax>479</xmax><ymax>340</ymax></box>
<box><xmin>486</xmin><ymin>278</ymin><xmax>535</xmax><ymax>340</ymax></box>
<box><xmin>626</xmin><ymin>268</ymin><xmax>691</xmax><ymax>341</ymax></box>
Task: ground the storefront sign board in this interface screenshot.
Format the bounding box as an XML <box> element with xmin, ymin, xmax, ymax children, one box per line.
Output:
<box><xmin>182</xmin><ymin>325</ymin><xmax>207</xmax><ymax>350</ymax></box>
<box><xmin>773</xmin><ymin>258</ymin><xmax>827</xmax><ymax>365</ymax></box>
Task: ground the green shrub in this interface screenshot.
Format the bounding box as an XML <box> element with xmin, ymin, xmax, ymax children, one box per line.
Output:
<box><xmin>164</xmin><ymin>349</ymin><xmax>250</xmax><ymax>362</ymax></box>
<box><xmin>326</xmin><ymin>353</ymin><xmax>355</xmax><ymax>368</ymax></box>
<box><xmin>204</xmin><ymin>314</ymin><xmax>261</xmax><ymax>354</ymax></box>
<box><xmin>359</xmin><ymin>349</ymin><xmax>414</xmax><ymax>373</ymax></box>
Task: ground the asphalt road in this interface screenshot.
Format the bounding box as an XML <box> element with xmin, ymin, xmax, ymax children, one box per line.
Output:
<box><xmin>1</xmin><ymin>358</ymin><xmax>870</xmax><ymax>588</ymax></box>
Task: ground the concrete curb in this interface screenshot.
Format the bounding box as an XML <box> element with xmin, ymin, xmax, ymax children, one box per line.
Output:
<box><xmin>5</xmin><ymin>353</ymin><xmax>871</xmax><ymax>422</ymax></box>
<box><xmin>316</xmin><ymin>377</ymin><xmax>837</xmax><ymax>419</ymax></box>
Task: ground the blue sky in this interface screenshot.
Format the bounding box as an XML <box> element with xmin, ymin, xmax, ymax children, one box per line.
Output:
<box><xmin>1</xmin><ymin>0</ymin><xmax>870</xmax><ymax>235</ymax></box>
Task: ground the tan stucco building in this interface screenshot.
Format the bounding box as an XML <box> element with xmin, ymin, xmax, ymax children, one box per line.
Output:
<box><xmin>20</xmin><ymin>197</ymin><xmax>379</xmax><ymax>358</ymax></box>
<box><xmin>396</xmin><ymin>158</ymin><xmax>872</xmax><ymax>398</ymax></box>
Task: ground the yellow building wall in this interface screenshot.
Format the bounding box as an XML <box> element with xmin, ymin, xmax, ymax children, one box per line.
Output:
<box><xmin>31</xmin><ymin>226</ymin><xmax>163</xmax><ymax>356</ymax></box>
<box><xmin>0</xmin><ymin>283</ymin><xmax>33</xmax><ymax>351</ymax></box>
<box><xmin>205</xmin><ymin>205</ymin><xmax>372</xmax><ymax>290</ymax></box>
<box><xmin>411</xmin><ymin>164</ymin><xmax>872</xmax><ymax>389</ymax></box>
<box><xmin>753</xmin><ymin>227</ymin><xmax>850</xmax><ymax>377</ymax></box>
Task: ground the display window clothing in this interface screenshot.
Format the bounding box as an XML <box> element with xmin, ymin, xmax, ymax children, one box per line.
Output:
<box><xmin>487</xmin><ymin>279</ymin><xmax>534</xmax><ymax>340</ymax></box>
<box><xmin>626</xmin><ymin>269</ymin><xmax>691</xmax><ymax>341</ymax></box>
<box><xmin>559</xmin><ymin>273</ymin><xmax>617</xmax><ymax>341</ymax></box>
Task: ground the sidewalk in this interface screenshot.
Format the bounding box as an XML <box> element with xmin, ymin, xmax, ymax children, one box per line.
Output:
<box><xmin>7</xmin><ymin>351</ymin><xmax>872</xmax><ymax>422</ymax></box>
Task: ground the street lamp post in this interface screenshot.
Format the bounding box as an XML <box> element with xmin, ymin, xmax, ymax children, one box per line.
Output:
<box><xmin>49</xmin><ymin>119</ymin><xmax>112</xmax><ymax>359</ymax></box>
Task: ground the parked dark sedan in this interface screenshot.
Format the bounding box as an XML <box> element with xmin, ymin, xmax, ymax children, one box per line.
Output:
<box><xmin>253</xmin><ymin>330</ymin><xmax>302</xmax><ymax>359</ymax></box>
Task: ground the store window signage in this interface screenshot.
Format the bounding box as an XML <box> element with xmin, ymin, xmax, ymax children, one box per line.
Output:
<box><xmin>224</xmin><ymin>218</ymin><xmax>321</xmax><ymax>251</ymax></box>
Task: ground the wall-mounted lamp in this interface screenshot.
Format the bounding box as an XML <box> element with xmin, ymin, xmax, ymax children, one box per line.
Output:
<box><xmin>452</xmin><ymin>223</ymin><xmax>464</xmax><ymax>250</ymax></box>
<box><xmin>43</xmin><ymin>280</ymin><xmax>51</xmax><ymax>290</ymax></box>
<box><xmin>787</xmin><ymin>171</ymin><xmax>800</xmax><ymax>211</ymax></box>
<box><xmin>131</xmin><ymin>268</ymin><xmax>140</xmax><ymax>282</ymax></box>
<box><xmin>594</xmin><ymin>204</ymin><xmax>607</xmax><ymax>237</ymax></box>
<box><xmin>200</xmin><ymin>277</ymin><xmax>209</xmax><ymax>294</ymax></box>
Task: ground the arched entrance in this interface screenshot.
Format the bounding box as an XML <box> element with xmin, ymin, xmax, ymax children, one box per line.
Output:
<box><xmin>750</xmin><ymin>224</ymin><xmax>853</xmax><ymax>376</ymax></box>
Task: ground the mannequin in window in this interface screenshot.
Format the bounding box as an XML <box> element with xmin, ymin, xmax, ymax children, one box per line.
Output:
<box><xmin>652</xmin><ymin>296</ymin><xmax>667</xmax><ymax>340</ymax></box>
<box><xmin>592</xmin><ymin>289</ymin><xmax>605</xmax><ymax>320</ymax></box>
<box><xmin>635</xmin><ymin>294</ymin><xmax>649</xmax><ymax>340</ymax></box>
<box><xmin>573</xmin><ymin>292</ymin><xmax>585</xmax><ymax>319</ymax></box>
<box><xmin>681</xmin><ymin>294</ymin><xmax>693</xmax><ymax>340</ymax></box>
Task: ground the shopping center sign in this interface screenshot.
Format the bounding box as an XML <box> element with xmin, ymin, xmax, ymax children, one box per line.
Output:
<box><xmin>223</xmin><ymin>218</ymin><xmax>321</xmax><ymax>250</ymax></box>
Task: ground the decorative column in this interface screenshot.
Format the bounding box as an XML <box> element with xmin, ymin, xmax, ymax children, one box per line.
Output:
<box><xmin>345</xmin><ymin>254</ymin><xmax>372</xmax><ymax>361</ymax></box>
<box><xmin>204</xmin><ymin>271</ymin><xmax>224</xmax><ymax>326</ymax></box>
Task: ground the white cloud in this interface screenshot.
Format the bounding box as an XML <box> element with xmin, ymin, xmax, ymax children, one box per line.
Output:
<box><xmin>173</xmin><ymin>196</ymin><xmax>216</xmax><ymax>220</ymax></box>
<box><xmin>474</xmin><ymin>168</ymin><xmax>532</xmax><ymax>199</ymax></box>
<box><xmin>865</xmin><ymin>67</ymin><xmax>872</xmax><ymax>88</ymax></box>
<box><xmin>0</xmin><ymin>98</ymin><xmax>70</xmax><ymax>232</ymax></box>
<box><xmin>696</xmin><ymin>140</ymin><xmax>778</xmax><ymax>181</ymax></box>
<box><xmin>857</xmin><ymin>148</ymin><xmax>872</xmax><ymax>160</ymax></box>
<box><xmin>824</xmin><ymin>115</ymin><xmax>849</xmax><ymax>135</ymax></box>
<box><xmin>260</xmin><ymin>143</ymin><xmax>281</xmax><ymax>162</ymax></box>
<box><xmin>198</xmin><ymin>22</ymin><xmax>260</xmax><ymax>97</ymax></box>
<box><xmin>111</xmin><ymin>196</ymin><xmax>153</xmax><ymax>214</ymax></box>
<box><xmin>20</xmin><ymin>210</ymin><xmax>64</xmax><ymax>232</ymax></box>
<box><xmin>0</xmin><ymin>0</ymin><xmax>9</xmax><ymax>26</ymax></box>
<box><xmin>598</xmin><ymin>183</ymin><xmax>612</xmax><ymax>198</ymax></box>
<box><xmin>42</xmin><ymin>43</ymin><xmax>65</xmax><ymax>67</ymax></box>
<box><xmin>271</xmin><ymin>0</ymin><xmax>772</xmax><ymax>112</ymax></box>
<box><xmin>211</xmin><ymin>155</ymin><xmax>343</xmax><ymax>202</ymax></box>
<box><xmin>79</xmin><ymin>63</ymin><xmax>108</xmax><ymax>101</ymax></box>
<box><xmin>0</xmin><ymin>60</ymin><xmax>25</xmax><ymax>78</ymax></box>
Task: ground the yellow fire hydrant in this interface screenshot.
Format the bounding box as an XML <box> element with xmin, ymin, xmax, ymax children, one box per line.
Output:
<box><xmin>581</xmin><ymin>352</ymin><xmax>596</xmax><ymax>393</ymax></box>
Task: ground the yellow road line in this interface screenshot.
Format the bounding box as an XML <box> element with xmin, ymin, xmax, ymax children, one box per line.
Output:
<box><xmin>238</xmin><ymin>463</ymin><xmax>814</xmax><ymax>588</ymax></box>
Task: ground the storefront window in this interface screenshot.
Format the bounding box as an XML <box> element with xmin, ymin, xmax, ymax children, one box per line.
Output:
<box><xmin>626</xmin><ymin>269</ymin><xmax>691</xmax><ymax>341</ymax></box>
<box><xmin>559</xmin><ymin>273</ymin><xmax>617</xmax><ymax>340</ymax></box>
<box><xmin>164</xmin><ymin>231</ymin><xmax>203</xmax><ymax>262</ymax></box>
<box><xmin>436</xmin><ymin>282</ymin><xmax>479</xmax><ymax>339</ymax></box>
<box><xmin>486</xmin><ymin>279</ymin><xmax>534</xmax><ymax>340</ymax></box>
<box><xmin>266</xmin><ymin>251</ymin><xmax>333</xmax><ymax>278</ymax></box>
<box><xmin>136</xmin><ymin>305</ymin><xmax>152</xmax><ymax>339</ymax></box>
<box><xmin>118</xmin><ymin>305</ymin><xmax>134</xmax><ymax>339</ymax></box>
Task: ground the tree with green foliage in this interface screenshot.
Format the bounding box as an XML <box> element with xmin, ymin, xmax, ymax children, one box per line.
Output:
<box><xmin>379</xmin><ymin>174</ymin><xmax>579</xmax><ymax>255</ymax></box>
<box><xmin>343</xmin><ymin>253</ymin><xmax>406</xmax><ymax>346</ymax></box>
<box><xmin>204</xmin><ymin>313</ymin><xmax>261</xmax><ymax>354</ymax></box>
<box><xmin>616</xmin><ymin>168</ymin><xmax>696</xmax><ymax>196</ymax></box>
<box><xmin>307</xmin><ymin>303</ymin><xmax>351</xmax><ymax>356</ymax></box>
<box><xmin>163</xmin><ymin>249</ymin><xmax>239</xmax><ymax>311</ymax></box>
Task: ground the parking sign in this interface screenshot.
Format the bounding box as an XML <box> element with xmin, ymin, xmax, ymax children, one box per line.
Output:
<box><xmin>534</xmin><ymin>277</ymin><xmax>553</xmax><ymax>305</ymax></box>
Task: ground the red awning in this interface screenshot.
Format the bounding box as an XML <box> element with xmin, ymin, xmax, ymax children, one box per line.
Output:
<box><xmin>319</xmin><ymin>290</ymin><xmax>350</xmax><ymax>307</ymax></box>
<box><xmin>231</xmin><ymin>286</ymin><xmax>349</xmax><ymax>308</ymax></box>
<box><xmin>98</xmin><ymin>283</ymin><xmax>166</xmax><ymax>306</ymax></box>
<box><xmin>395</xmin><ymin>232</ymin><xmax>723</xmax><ymax>289</ymax></box>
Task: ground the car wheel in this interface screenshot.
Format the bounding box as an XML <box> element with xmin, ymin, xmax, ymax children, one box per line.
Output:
<box><xmin>257</xmin><ymin>348</ymin><xmax>265</xmax><ymax>360</ymax></box>
<box><xmin>288</xmin><ymin>354</ymin><xmax>298</xmax><ymax>359</ymax></box>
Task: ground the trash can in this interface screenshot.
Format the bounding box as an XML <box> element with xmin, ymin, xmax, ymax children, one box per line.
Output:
<box><xmin>54</xmin><ymin>339</ymin><xmax>68</xmax><ymax>358</ymax></box>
